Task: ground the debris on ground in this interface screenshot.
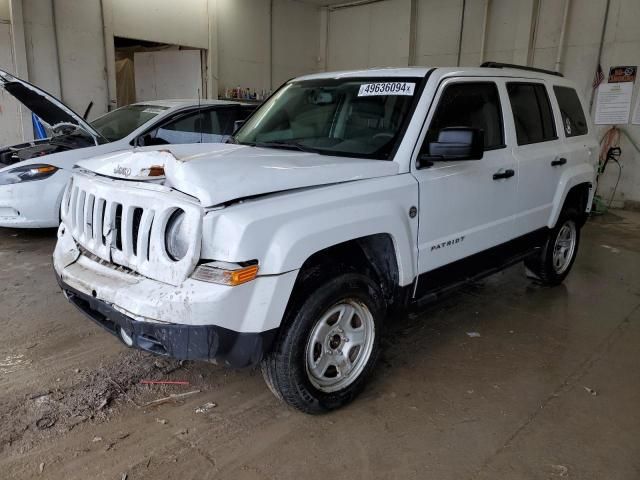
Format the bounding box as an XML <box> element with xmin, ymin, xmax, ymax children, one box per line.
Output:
<box><xmin>35</xmin><ymin>416</ymin><xmax>56</xmax><ymax>430</ymax></box>
<box><xmin>549</xmin><ymin>464</ymin><xmax>568</xmax><ymax>477</ymax></box>
<box><xmin>104</xmin><ymin>433</ymin><xmax>130</xmax><ymax>452</ymax></box>
<box><xmin>141</xmin><ymin>380</ymin><xmax>190</xmax><ymax>386</ymax></box>
<box><xmin>38</xmin><ymin>462</ymin><xmax>44</xmax><ymax>474</ymax></box>
<box><xmin>92</xmin><ymin>436</ymin><xmax>103</xmax><ymax>442</ymax></box>
<box><xmin>601</xmin><ymin>244</ymin><xmax>620</xmax><ymax>254</ymax></box>
<box><xmin>0</xmin><ymin>350</ymin><xmax>184</xmax><ymax>456</ymax></box>
<box><xmin>584</xmin><ymin>386</ymin><xmax>598</xmax><ymax>396</ymax></box>
<box><xmin>195</xmin><ymin>402</ymin><xmax>217</xmax><ymax>414</ymax></box>
<box><xmin>466</xmin><ymin>331</ymin><xmax>481</xmax><ymax>338</ymax></box>
<box><xmin>142</xmin><ymin>390</ymin><xmax>201</xmax><ymax>408</ymax></box>
<box><xmin>156</xmin><ymin>418</ymin><xmax>168</xmax><ymax>425</ymax></box>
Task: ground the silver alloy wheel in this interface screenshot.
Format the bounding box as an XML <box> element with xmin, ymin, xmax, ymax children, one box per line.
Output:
<box><xmin>305</xmin><ymin>299</ymin><xmax>375</xmax><ymax>393</ymax></box>
<box><xmin>552</xmin><ymin>220</ymin><xmax>577</xmax><ymax>274</ymax></box>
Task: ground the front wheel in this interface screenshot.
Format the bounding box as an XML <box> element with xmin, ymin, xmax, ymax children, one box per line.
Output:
<box><xmin>525</xmin><ymin>207</ymin><xmax>581</xmax><ymax>286</ymax></box>
<box><xmin>261</xmin><ymin>273</ymin><xmax>384</xmax><ymax>414</ymax></box>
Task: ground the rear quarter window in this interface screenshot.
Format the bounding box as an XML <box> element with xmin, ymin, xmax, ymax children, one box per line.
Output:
<box><xmin>553</xmin><ymin>86</ymin><xmax>588</xmax><ymax>137</ymax></box>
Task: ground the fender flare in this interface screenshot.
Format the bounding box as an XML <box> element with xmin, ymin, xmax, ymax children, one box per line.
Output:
<box><xmin>548</xmin><ymin>163</ymin><xmax>596</xmax><ymax>228</ymax></box>
<box><xmin>261</xmin><ymin>203</ymin><xmax>417</xmax><ymax>286</ymax></box>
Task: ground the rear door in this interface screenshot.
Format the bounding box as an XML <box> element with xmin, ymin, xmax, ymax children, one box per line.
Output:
<box><xmin>551</xmin><ymin>85</ymin><xmax>598</xmax><ymax>207</ymax></box>
<box><xmin>505</xmin><ymin>81</ymin><xmax>563</xmax><ymax>235</ymax></box>
<box><xmin>412</xmin><ymin>78</ymin><xmax>519</xmax><ymax>275</ymax></box>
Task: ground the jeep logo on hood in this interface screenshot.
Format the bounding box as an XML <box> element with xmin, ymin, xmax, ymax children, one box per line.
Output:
<box><xmin>113</xmin><ymin>165</ymin><xmax>131</xmax><ymax>177</ymax></box>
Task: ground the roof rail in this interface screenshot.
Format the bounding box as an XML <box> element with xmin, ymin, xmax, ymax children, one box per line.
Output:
<box><xmin>480</xmin><ymin>62</ymin><xmax>563</xmax><ymax>77</ymax></box>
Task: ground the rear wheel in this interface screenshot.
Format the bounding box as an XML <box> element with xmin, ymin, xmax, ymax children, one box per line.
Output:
<box><xmin>525</xmin><ymin>207</ymin><xmax>581</xmax><ymax>285</ymax></box>
<box><xmin>261</xmin><ymin>273</ymin><xmax>384</xmax><ymax>414</ymax></box>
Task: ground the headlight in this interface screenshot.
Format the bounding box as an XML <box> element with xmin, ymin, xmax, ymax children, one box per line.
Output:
<box><xmin>0</xmin><ymin>164</ymin><xmax>58</xmax><ymax>185</ymax></box>
<box><xmin>165</xmin><ymin>209</ymin><xmax>190</xmax><ymax>260</ymax></box>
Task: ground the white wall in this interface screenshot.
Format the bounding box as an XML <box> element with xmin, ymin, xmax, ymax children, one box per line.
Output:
<box><xmin>0</xmin><ymin>22</ymin><xmax>23</xmax><ymax>147</ymax></box>
<box><xmin>22</xmin><ymin>0</ymin><xmax>61</xmax><ymax>98</ymax></box>
<box><xmin>272</xmin><ymin>0</ymin><xmax>321</xmax><ymax>87</ymax></box>
<box><xmin>327</xmin><ymin>0</ymin><xmax>410</xmax><ymax>71</ymax></box>
<box><xmin>597</xmin><ymin>0</ymin><xmax>640</xmax><ymax>207</ymax></box>
<box><xmin>54</xmin><ymin>0</ymin><xmax>109</xmax><ymax>118</ymax></box>
<box><xmin>134</xmin><ymin>50</ymin><xmax>203</xmax><ymax>101</ymax></box>
<box><xmin>0</xmin><ymin>0</ymin><xmax>9</xmax><ymax>21</ymax></box>
<box><xmin>217</xmin><ymin>0</ymin><xmax>271</xmax><ymax>93</ymax></box>
<box><xmin>110</xmin><ymin>0</ymin><xmax>209</xmax><ymax>49</ymax></box>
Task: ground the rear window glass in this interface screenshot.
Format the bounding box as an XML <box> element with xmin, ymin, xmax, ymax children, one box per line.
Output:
<box><xmin>553</xmin><ymin>86</ymin><xmax>588</xmax><ymax>137</ymax></box>
<box><xmin>507</xmin><ymin>83</ymin><xmax>557</xmax><ymax>145</ymax></box>
<box><xmin>91</xmin><ymin>105</ymin><xmax>169</xmax><ymax>142</ymax></box>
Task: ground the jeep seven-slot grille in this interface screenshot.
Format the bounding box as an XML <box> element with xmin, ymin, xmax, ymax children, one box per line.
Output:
<box><xmin>63</xmin><ymin>182</ymin><xmax>155</xmax><ymax>265</ymax></box>
<box><xmin>60</xmin><ymin>174</ymin><xmax>203</xmax><ymax>286</ymax></box>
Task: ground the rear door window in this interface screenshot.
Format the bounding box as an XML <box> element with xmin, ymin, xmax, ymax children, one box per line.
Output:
<box><xmin>507</xmin><ymin>83</ymin><xmax>557</xmax><ymax>145</ymax></box>
<box><xmin>553</xmin><ymin>86</ymin><xmax>588</xmax><ymax>137</ymax></box>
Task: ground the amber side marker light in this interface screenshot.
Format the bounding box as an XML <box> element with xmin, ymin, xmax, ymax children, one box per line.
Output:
<box><xmin>140</xmin><ymin>165</ymin><xmax>165</xmax><ymax>177</ymax></box>
<box><xmin>34</xmin><ymin>165</ymin><xmax>58</xmax><ymax>174</ymax></box>
<box><xmin>192</xmin><ymin>261</ymin><xmax>259</xmax><ymax>286</ymax></box>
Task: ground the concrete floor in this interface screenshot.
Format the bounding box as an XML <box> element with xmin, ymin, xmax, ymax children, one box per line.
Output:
<box><xmin>0</xmin><ymin>211</ymin><xmax>638</xmax><ymax>479</ymax></box>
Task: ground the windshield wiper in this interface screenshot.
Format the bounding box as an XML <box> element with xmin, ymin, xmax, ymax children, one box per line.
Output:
<box><xmin>253</xmin><ymin>140</ymin><xmax>319</xmax><ymax>154</ymax></box>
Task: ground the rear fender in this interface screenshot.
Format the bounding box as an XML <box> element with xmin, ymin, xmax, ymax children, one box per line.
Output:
<box><xmin>548</xmin><ymin>163</ymin><xmax>596</xmax><ymax>228</ymax></box>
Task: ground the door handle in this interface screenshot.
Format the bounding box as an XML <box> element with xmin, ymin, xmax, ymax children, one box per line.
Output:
<box><xmin>493</xmin><ymin>169</ymin><xmax>515</xmax><ymax>180</ymax></box>
<box><xmin>551</xmin><ymin>157</ymin><xmax>567</xmax><ymax>167</ymax></box>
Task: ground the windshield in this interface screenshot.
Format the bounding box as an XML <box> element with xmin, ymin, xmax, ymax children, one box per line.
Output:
<box><xmin>234</xmin><ymin>77</ymin><xmax>423</xmax><ymax>159</ymax></box>
<box><xmin>91</xmin><ymin>105</ymin><xmax>169</xmax><ymax>142</ymax></box>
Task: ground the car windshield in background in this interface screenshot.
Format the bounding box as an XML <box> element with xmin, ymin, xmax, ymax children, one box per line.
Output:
<box><xmin>91</xmin><ymin>105</ymin><xmax>169</xmax><ymax>142</ymax></box>
<box><xmin>234</xmin><ymin>77</ymin><xmax>422</xmax><ymax>160</ymax></box>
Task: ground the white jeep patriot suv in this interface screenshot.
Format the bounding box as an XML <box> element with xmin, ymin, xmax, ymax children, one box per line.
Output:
<box><xmin>54</xmin><ymin>63</ymin><xmax>598</xmax><ymax>413</ymax></box>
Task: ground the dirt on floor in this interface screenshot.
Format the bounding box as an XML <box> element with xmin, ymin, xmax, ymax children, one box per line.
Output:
<box><xmin>0</xmin><ymin>211</ymin><xmax>639</xmax><ymax>479</ymax></box>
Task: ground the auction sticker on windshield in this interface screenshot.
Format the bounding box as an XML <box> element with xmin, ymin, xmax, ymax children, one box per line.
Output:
<box><xmin>358</xmin><ymin>82</ymin><xmax>415</xmax><ymax>96</ymax></box>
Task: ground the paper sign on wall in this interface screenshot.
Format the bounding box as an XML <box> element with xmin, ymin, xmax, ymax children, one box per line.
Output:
<box><xmin>631</xmin><ymin>93</ymin><xmax>640</xmax><ymax>125</ymax></box>
<box><xmin>608</xmin><ymin>66</ymin><xmax>637</xmax><ymax>83</ymax></box>
<box><xmin>594</xmin><ymin>82</ymin><xmax>633</xmax><ymax>125</ymax></box>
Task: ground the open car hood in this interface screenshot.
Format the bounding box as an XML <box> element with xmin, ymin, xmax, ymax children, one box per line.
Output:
<box><xmin>0</xmin><ymin>69</ymin><xmax>104</xmax><ymax>144</ymax></box>
<box><xmin>76</xmin><ymin>143</ymin><xmax>399</xmax><ymax>207</ymax></box>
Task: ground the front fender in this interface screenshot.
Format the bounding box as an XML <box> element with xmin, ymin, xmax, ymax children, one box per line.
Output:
<box><xmin>201</xmin><ymin>175</ymin><xmax>420</xmax><ymax>286</ymax></box>
<box><xmin>548</xmin><ymin>163</ymin><xmax>596</xmax><ymax>228</ymax></box>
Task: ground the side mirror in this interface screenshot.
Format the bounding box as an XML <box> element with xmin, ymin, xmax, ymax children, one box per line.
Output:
<box><xmin>418</xmin><ymin>127</ymin><xmax>484</xmax><ymax>167</ymax></box>
<box><xmin>233</xmin><ymin>120</ymin><xmax>246</xmax><ymax>134</ymax></box>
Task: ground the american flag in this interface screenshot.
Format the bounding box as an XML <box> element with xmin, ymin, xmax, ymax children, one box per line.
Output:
<box><xmin>593</xmin><ymin>64</ymin><xmax>605</xmax><ymax>89</ymax></box>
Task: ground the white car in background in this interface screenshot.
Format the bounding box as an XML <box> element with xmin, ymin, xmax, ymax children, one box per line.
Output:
<box><xmin>0</xmin><ymin>69</ymin><xmax>255</xmax><ymax>228</ymax></box>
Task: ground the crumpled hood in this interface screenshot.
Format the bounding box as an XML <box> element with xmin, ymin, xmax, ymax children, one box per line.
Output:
<box><xmin>76</xmin><ymin>143</ymin><xmax>399</xmax><ymax>207</ymax></box>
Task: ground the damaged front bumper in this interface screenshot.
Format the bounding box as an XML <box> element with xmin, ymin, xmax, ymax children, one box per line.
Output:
<box><xmin>53</xmin><ymin>224</ymin><xmax>298</xmax><ymax>367</ymax></box>
<box><xmin>57</xmin><ymin>275</ymin><xmax>276</xmax><ymax>367</ymax></box>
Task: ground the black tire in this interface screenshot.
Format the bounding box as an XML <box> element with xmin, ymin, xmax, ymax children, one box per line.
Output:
<box><xmin>261</xmin><ymin>272</ymin><xmax>384</xmax><ymax>414</ymax></box>
<box><xmin>525</xmin><ymin>207</ymin><xmax>581</xmax><ymax>286</ymax></box>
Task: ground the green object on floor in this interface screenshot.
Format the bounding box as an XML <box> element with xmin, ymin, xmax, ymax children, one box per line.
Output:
<box><xmin>592</xmin><ymin>194</ymin><xmax>608</xmax><ymax>215</ymax></box>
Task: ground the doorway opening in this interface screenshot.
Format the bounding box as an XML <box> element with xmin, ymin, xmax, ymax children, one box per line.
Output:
<box><xmin>114</xmin><ymin>37</ymin><xmax>205</xmax><ymax>107</ymax></box>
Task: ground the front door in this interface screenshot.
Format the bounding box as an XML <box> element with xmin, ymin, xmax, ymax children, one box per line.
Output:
<box><xmin>412</xmin><ymin>78</ymin><xmax>519</xmax><ymax>279</ymax></box>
